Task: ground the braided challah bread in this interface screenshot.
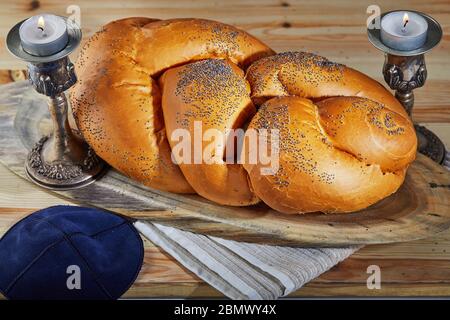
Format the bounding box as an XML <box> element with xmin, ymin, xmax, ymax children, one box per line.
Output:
<box><xmin>70</xmin><ymin>17</ymin><xmax>274</xmax><ymax>194</ymax></box>
<box><xmin>244</xmin><ymin>52</ymin><xmax>417</xmax><ymax>213</ymax></box>
<box><xmin>71</xmin><ymin>17</ymin><xmax>417</xmax><ymax>214</ymax></box>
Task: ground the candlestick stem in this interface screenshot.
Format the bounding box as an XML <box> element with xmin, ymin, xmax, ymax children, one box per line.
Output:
<box><xmin>44</xmin><ymin>93</ymin><xmax>84</xmax><ymax>164</ymax></box>
<box><xmin>383</xmin><ymin>53</ymin><xmax>445</xmax><ymax>163</ymax></box>
<box><xmin>395</xmin><ymin>91</ymin><xmax>414</xmax><ymax>116</ymax></box>
<box><xmin>49</xmin><ymin>93</ymin><xmax>70</xmax><ymax>160</ymax></box>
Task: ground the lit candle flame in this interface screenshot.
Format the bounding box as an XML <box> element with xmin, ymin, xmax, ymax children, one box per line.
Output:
<box><xmin>37</xmin><ymin>16</ymin><xmax>45</xmax><ymax>31</ymax></box>
<box><xmin>402</xmin><ymin>13</ymin><xmax>409</xmax><ymax>28</ymax></box>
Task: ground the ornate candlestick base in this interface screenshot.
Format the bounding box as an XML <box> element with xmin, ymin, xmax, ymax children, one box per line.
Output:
<box><xmin>7</xmin><ymin>17</ymin><xmax>107</xmax><ymax>190</ymax></box>
<box><xmin>415</xmin><ymin>124</ymin><xmax>445</xmax><ymax>164</ymax></box>
<box><xmin>368</xmin><ymin>10</ymin><xmax>446</xmax><ymax>164</ymax></box>
<box><xmin>25</xmin><ymin>93</ymin><xmax>106</xmax><ymax>190</ymax></box>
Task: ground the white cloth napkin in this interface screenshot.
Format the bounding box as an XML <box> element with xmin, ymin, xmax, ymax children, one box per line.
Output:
<box><xmin>134</xmin><ymin>221</ymin><xmax>359</xmax><ymax>299</ymax></box>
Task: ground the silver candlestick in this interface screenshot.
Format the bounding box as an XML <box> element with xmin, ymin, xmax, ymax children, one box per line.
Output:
<box><xmin>6</xmin><ymin>17</ymin><xmax>107</xmax><ymax>190</ymax></box>
<box><xmin>368</xmin><ymin>10</ymin><xmax>445</xmax><ymax>164</ymax></box>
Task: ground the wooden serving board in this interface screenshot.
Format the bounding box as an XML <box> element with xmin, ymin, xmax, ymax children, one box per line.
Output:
<box><xmin>1</xmin><ymin>82</ymin><xmax>449</xmax><ymax>246</ymax></box>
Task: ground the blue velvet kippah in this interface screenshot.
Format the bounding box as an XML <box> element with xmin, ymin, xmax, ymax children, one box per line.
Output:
<box><xmin>0</xmin><ymin>205</ymin><xmax>144</xmax><ymax>300</ymax></box>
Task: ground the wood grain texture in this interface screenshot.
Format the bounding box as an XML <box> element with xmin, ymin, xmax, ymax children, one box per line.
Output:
<box><xmin>1</xmin><ymin>83</ymin><xmax>449</xmax><ymax>246</ymax></box>
<box><xmin>1</xmin><ymin>0</ymin><xmax>450</xmax><ymax>297</ymax></box>
<box><xmin>0</xmin><ymin>0</ymin><xmax>449</xmax><ymax>123</ymax></box>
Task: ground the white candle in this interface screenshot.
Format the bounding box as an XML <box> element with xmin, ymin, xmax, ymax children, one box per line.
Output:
<box><xmin>380</xmin><ymin>11</ymin><xmax>428</xmax><ymax>51</ymax></box>
<box><xmin>19</xmin><ymin>14</ymin><xmax>69</xmax><ymax>56</ymax></box>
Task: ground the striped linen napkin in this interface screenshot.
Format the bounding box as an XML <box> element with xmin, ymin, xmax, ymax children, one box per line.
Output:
<box><xmin>135</xmin><ymin>152</ymin><xmax>450</xmax><ymax>300</ymax></box>
<box><xmin>134</xmin><ymin>221</ymin><xmax>359</xmax><ymax>299</ymax></box>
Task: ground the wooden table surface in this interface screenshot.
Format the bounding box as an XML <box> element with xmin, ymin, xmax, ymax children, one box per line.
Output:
<box><xmin>0</xmin><ymin>0</ymin><xmax>449</xmax><ymax>298</ymax></box>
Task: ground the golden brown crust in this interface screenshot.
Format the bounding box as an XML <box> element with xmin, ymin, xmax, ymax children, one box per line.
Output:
<box><xmin>246</xmin><ymin>51</ymin><xmax>409</xmax><ymax>117</ymax></box>
<box><xmin>242</xmin><ymin>52</ymin><xmax>417</xmax><ymax>213</ymax></box>
<box><xmin>317</xmin><ymin>97</ymin><xmax>417</xmax><ymax>172</ymax></box>
<box><xmin>160</xmin><ymin>59</ymin><xmax>259</xmax><ymax>205</ymax></box>
<box><xmin>72</xmin><ymin>18</ymin><xmax>416</xmax><ymax>214</ymax></box>
<box><xmin>70</xmin><ymin>18</ymin><xmax>274</xmax><ymax>194</ymax></box>
<box><xmin>243</xmin><ymin>96</ymin><xmax>411</xmax><ymax>214</ymax></box>
<box><xmin>136</xmin><ymin>19</ymin><xmax>275</xmax><ymax>76</ymax></box>
<box><xmin>71</xmin><ymin>17</ymin><xmax>193</xmax><ymax>193</ymax></box>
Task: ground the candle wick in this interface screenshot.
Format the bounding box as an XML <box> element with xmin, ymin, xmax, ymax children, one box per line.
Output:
<box><xmin>403</xmin><ymin>19</ymin><xmax>409</xmax><ymax>28</ymax></box>
<box><xmin>37</xmin><ymin>26</ymin><xmax>47</xmax><ymax>37</ymax></box>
